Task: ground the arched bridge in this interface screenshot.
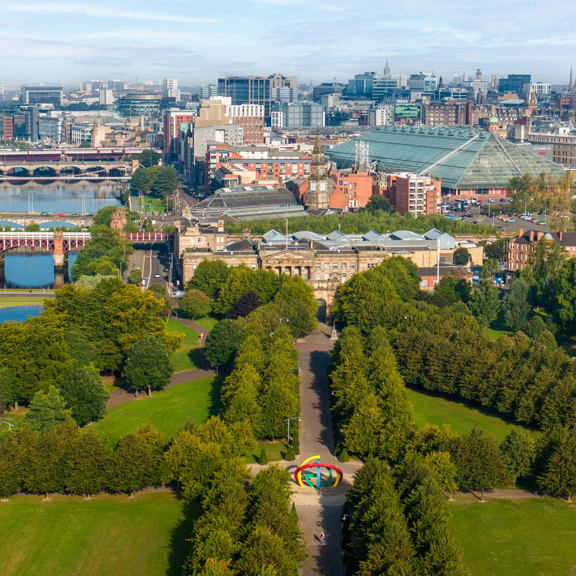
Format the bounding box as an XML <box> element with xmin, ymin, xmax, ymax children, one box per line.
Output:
<box><xmin>0</xmin><ymin>162</ymin><xmax>132</xmax><ymax>181</ymax></box>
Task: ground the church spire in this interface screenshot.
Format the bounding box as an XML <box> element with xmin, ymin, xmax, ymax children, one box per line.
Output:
<box><xmin>570</xmin><ymin>68</ymin><xmax>574</xmax><ymax>92</ymax></box>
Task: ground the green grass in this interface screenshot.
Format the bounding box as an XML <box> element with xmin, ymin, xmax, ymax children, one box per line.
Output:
<box><xmin>194</xmin><ymin>316</ymin><xmax>219</xmax><ymax>331</ymax></box>
<box><xmin>133</xmin><ymin>196</ymin><xmax>166</xmax><ymax>213</ymax></box>
<box><xmin>92</xmin><ymin>377</ymin><xmax>218</xmax><ymax>443</ymax></box>
<box><xmin>244</xmin><ymin>441</ymin><xmax>286</xmax><ymax>464</ymax></box>
<box><xmin>0</xmin><ymin>296</ymin><xmax>49</xmax><ymax>308</ymax></box>
<box><xmin>167</xmin><ymin>318</ymin><xmax>201</xmax><ymax>371</ymax></box>
<box><xmin>483</xmin><ymin>325</ymin><xmax>514</xmax><ymax>341</ymax></box>
<box><xmin>407</xmin><ymin>388</ymin><xmax>538</xmax><ymax>442</ymax></box>
<box><xmin>450</xmin><ymin>498</ymin><xmax>576</xmax><ymax>576</ymax></box>
<box><xmin>0</xmin><ymin>492</ymin><xmax>195</xmax><ymax>576</ymax></box>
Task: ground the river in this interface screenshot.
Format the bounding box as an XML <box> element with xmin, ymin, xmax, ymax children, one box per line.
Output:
<box><xmin>0</xmin><ymin>181</ymin><xmax>120</xmax><ymax>289</ymax></box>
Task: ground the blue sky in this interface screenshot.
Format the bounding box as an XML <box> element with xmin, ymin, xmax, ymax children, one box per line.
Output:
<box><xmin>1</xmin><ymin>0</ymin><xmax>575</xmax><ymax>88</ymax></box>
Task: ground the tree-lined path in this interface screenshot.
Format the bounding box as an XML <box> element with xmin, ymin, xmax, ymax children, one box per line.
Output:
<box><xmin>294</xmin><ymin>324</ymin><xmax>362</xmax><ymax>576</ymax></box>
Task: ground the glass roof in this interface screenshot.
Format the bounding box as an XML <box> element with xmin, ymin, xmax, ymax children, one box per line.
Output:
<box><xmin>327</xmin><ymin>125</ymin><xmax>565</xmax><ymax>190</ymax></box>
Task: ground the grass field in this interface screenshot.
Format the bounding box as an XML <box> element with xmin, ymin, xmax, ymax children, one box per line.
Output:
<box><xmin>167</xmin><ymin>318</ymin><xmax>201</xmax><ymax>371</ymax></box>
<box><xmin>194</xmin><ymin>316</ymin><xmax>219</xmax><ymax>331</ymax></box>
<box><xmin>407</xmin><ymin>388</ymin><xmax>538</xmax><ymax>442</ymax></box>
<box><xmin>0</xmin><ymin>296</ymin><xmax>48</xmax><ymax>308</ymax></box>
<box><xmin>450</xmin><ymin>498</ymin><xmax>576</xmax><ymax>576</ymax></box>
<box><xmin>0</xmin><ymin>492</ymin><xmax>194</xmax><ymax>576</ymax></box>
<box><xmin>92</xmin><ymin>377</ymin><xmax>218</xmax><ymax>443</ymax></box>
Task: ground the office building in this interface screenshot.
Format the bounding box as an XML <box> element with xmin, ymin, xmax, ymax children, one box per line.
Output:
<box><xmin>21</xmin><ymin>86</ymin><xmax>63</xmax><ymax>107</ymax></box>
<box><xmin>117</xmin><ymin>93</ymin><xmax>162</xmax><ymax>117</ymax></box>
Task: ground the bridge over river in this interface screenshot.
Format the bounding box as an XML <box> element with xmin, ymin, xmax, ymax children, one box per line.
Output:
<box><xmin>0</xmin><ymin>231</ymin><xmax>169</xmax><ymax>267</ymax></box>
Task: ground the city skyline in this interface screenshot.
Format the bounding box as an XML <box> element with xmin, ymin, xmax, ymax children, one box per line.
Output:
<box><xmin>1</xmin><ymin>0</ymin><xmax>576</xmax><ymax>87</ymax></box>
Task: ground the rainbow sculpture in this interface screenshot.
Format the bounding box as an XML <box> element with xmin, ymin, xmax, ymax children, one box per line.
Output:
<box><xmin>294</xmin><ymin>455</ymin><xmax>343</xmax><ymax>489</ymax></box>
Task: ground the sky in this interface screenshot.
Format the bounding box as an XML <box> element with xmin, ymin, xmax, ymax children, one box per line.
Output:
<box><xmin>1</xmin><ymin>0</ymin><xmax>575</xmax><ymax>89</ymax></box>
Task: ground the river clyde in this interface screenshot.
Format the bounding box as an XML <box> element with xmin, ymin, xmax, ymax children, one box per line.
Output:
<box><xmin>0</xmin><ymin>182</ymin><xmax>121</xmax><ymax>290</ymax></box>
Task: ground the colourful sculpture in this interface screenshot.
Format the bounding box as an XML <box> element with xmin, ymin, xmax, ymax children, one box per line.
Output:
<box><xmin>294</xmin><ymin>455</ymin><xmax>343</xmax><ymax>489</ymax></box>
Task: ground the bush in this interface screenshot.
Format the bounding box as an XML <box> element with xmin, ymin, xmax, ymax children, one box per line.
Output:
<box><xmin>285</xmin><ymin>447</ymin><xmax>296</xmax><ymax>461</ymax></box>
<box><xmin>258</xmin><ymin>447</ymin><xmax>268</xmax><ymax>465</ymax></box>
<box><xmin>338</xmin><ymin>448</ymin><xmax>350</xmax><ymax>463</ymax></box>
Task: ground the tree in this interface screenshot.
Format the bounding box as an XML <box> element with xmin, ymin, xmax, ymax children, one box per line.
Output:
<box><xmin>484</xmin><ymin>238</ymin><xmax>508</xmax><ymax>262</ymax></box>
<box><xmin>365</xmin><ymin>194</ymin><xmax>396</xmax><ymax>214</ymax></box>
<box><xmin>502</xmin><ymin>278</ymin><xmax>532</xmax><ymax>331</ymax></box>
<box><xmin>150</xmin><ymin>166</ymin><xmax>180</xmax><ymax>198</ymax></box>
<box><xmin>0</xmin><ymin>426</ymin><xmax>37</xmax><ymax>499</ymax></box>
<box><xmin>129</xmin><ymin>269</ymin><xmax>143</xmax><ymax>285</ymax></box>
<box><xmin>188</xmin><ymin>260</ymin><xmax>230</xmax><ymax>302</ymax></box>
<box><xmin>500</xmin><ymin>430</ymin><xmax>535</xmax><ymax>486</ymax></box>
<box><xmin>122</xmin><ymin>336</ymin><xmax>173</xmax><ymax>396</ymax></box>
<box><xmin>130</xmin><ymin>167</ymin><xmax>153</xmax><ymax>194</ymax></box>
<box><xmin>112</xmin><ymin>425</ymin><xmax>165</xmax><ymax>495</ymax></box>
<box><xmin>180</xmin><ymin>289</ymin><xmax>211</xmax><ymax>320</ymax></box>
<box><xmin>205</xmin><ymin>319</ymin><xmax>245</xmax><ymax>368</ymax></box>
<box><xmin>225</xmin><ymin>290</ymin><xmax>261</xmax><ymax>319</ymax></box>
<box><xmin>538</xmin><ymin>427</ymin><xmax>576</xmax><ymax>501</ymax></box>
<box><xmin>449</xmin><ymin>428</ymin><xmax>510</xmax><ymax>498</ymax></box>
<box><xmin>71</xmin><ymin>225</ymin><xmax>133</xmax><ymax>281</ymax></box>
<box><xmin>92</xmin><ymin>205</ymin><xmax>120</xmax><ymax>227</ymax></box>
<box><xmin>24</xmin><ymin>386</ymin><xmax>73</xmax><ymax>432</ymax></box>
<box><xmin>467</xmin><ymin>281</ymin><xmax>500</xmax><ymax>326</ymax></box>
<box><xmin>59</xmin><ymin>364</ymin><xmax>108</xmax><ymax>426</ymax></box>
<box><xmin>453</xmin><ymin>247</ymin><xmax>471</xmax><ymax>266</ymax></box>
<box><xmin>65</xmin><ymin>431</ymin><xmax>111</xmax><ymax>497</ymax></box>
<box><xmin>138</xmin><ymin>149</ymin><xmax>160</xmax><ymax>168</ymax></box>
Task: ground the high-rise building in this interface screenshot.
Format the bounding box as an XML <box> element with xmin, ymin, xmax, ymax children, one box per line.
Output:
<box><xmin>217</xmin><ymin>75</ymin><xmax>296</xmax><ymax>121</ymax></box>
<box><xmin>162</xmin><ymin>78</ymin><xmax>180</xmax><ymax>102</ymax></box>
<box><xmin>498</xmin><ymin>74</ymin><xmax>531</xmax><ymax>97</ymax></box>
<box><xmin>21</xmin><ymin>86</ymin><xmax>63</xmax><ymax>107</ymax></box>
<box><xmin>163</xmin><ymin>109</ymin><xmax>196</xmax><ymax>159</ymax></box>
<box><xmin>226</xmin><ymin>104</ymin><xmax>265</xmax><ymax>144</ymax></box>
<box><xmin>274</xmin><ymin>102</ymin><xmax>324</xmax><ymax>129</ymax></box>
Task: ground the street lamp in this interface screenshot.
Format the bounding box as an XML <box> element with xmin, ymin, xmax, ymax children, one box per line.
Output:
<box><xmin>285</xmin><ymin>416</ymin><xmax>300</xmax><ymax>447</ymax></box>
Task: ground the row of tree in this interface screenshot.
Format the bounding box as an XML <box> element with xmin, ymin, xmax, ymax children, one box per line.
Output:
<box><xmin>0</xmin><ymin>422</ymin><xmax>165</xmax><ymax>499</ymax></box>
<box><xmin>165</xmin><ymin>417</ymin><xmax>306</xmax><ymax>575</ymax></box>
<box><xmin>345</xmin><ymin>458</ymin><xmax>467</xmax><ymax>576</ymax></box>
<box><xmin>131</xmin><ymin>165</ymin><xmax>180</xmax><ymax>199</ymax></box>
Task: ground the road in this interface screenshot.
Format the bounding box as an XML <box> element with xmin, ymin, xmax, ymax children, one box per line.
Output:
<box><xmin>294</xmin><ymin>324</ymin><xmax>362</xmax><ymax>576</ymax></box>
<box><xmin>126</xmin><ymin>247</ymin><xmax>170</xmax><ymax>289</ymax></box>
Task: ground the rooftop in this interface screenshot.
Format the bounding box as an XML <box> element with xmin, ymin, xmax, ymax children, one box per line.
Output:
<box><xmin>326</xmin><ymin>125</ymin><xmax>565</xmax><ymax>191</ymax></box>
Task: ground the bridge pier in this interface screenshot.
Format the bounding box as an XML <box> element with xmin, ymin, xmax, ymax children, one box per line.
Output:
<box><xmin>53</xmin><ymin>231</ymin><xmax>65</xmax><ymax>268</ymax></box>
<box><xmin>0</xmin><ymin>254</ymin><xmax>5</xmax><ymax>288</ymax></box>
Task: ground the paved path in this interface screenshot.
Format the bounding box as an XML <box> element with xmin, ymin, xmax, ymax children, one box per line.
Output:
<box><xmin>294</xmin><ymin>324</ymin><xmax>362</xmax><ymax>576</ymax></box>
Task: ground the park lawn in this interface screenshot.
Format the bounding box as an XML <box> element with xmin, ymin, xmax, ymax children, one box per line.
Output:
<box><xmin>406</xmin><ymin>388</ymin><xmax>539</xmax><ymax>442</ymax></box>
<box><xmin>195</xmin><ymin>316</ymin><xmax>219</xmax><ymax>331</ymax></box>
<box><xmin>483</xmin><ymin>325</ymin><xmax>514</xmax><ymax>341</ymax></box>
<box><xmin>0</xmin><ymin>296</ymin><xmax>49</xmax><ymax>308</ymax></box>
<box><xmin>450</xmin><ymin>498</ymin><xmax>576</xmax><ymax>576</ymax></box>
<box><xmin>0</xmin><ymin>492</ymin><xmax>194</xmax><ymax>576</ymax></box>
<box><xmin>167</xmin><ymin>318</ymin><xmax>201</xmax><ymax>371</ymax></box>
<box><xmin>92</xmin><ymin>377</ymin><xmax>217</xmax><ymax>443</ymax></box>
<box><xmin>134</xmin><ymin>195</ymin><xmax>166</xmax><ymax>213</ymax></box>
<box><xmin>245</xmin><ymin>440</ymin><xmax>286</xmax><ymax>464</ymax></box>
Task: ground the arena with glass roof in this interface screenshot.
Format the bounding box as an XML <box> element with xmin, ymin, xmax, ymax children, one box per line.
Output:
<box><xmin>326</xmin><ymin>126</ymin><xmax>565</xmax><ymax>195</ymax></box>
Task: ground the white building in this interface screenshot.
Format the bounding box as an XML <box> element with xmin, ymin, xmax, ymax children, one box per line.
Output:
<box><xmin>162</xmin><ymin>78</ymin><xmax>180</xmax><ymax>102</ymax></box>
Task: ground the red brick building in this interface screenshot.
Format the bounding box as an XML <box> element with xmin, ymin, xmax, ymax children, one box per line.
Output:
<box><xmin>507</xmin><ymin>229</ymin><xmax>576</xmax><ymax>272</ymax></box>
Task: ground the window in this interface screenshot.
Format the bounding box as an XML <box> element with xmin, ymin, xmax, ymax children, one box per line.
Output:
<box><xmin>316</xmin><ymin>263</ymin><xmax>321</xmax><ymax>270</ymax></box>
<box><xmin>342</xmin><ymin>263</ymin><xmax>347</xmax><ymax>270</ymax></box>
<box><xmin>324</xmin><ymin>263</ymin><xmax>329</xmax><ymax>270</ymax></box>
<box><xmin>333</xmin><ymin>263</ymin><xmax>338</xmax><ymax>270</ymax></box>
<box><xmin>316</xmin><ymin>273</ymin><xmax>321</xmax><ymax>280</ymax></box>
<box><xmin>324</xmin><ymin>273</ymin><xmax>330</xmax><ymax>281</ymax></box>
<box><xmin>350</xmin><ymin>263</ymin><xmax>356</xmax><ymax>270</ymax></box>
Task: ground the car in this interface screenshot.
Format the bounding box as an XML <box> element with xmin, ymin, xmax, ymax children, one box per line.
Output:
<box><xmin>154</xmin><ymin>273</ymin><xmax>160</xmax><ymax>278</ymax></box>
<box><xmin>508</xmin><ymin>218</ymin><xmax>515</xmax><ymax>223</ymax></box>
<box><xmin>538</xmin><ymin>221</ymin><xmax>546</xmax><ymax>225</ymax></box>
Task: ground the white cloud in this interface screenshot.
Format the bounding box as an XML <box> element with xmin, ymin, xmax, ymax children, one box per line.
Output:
<box><xmin>5</xmin><ymin>2</ymin><xmax>216</xmax><ymax>24</ymax></box>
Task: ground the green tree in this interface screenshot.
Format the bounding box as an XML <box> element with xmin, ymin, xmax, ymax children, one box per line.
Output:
<box><xmin>92</xmin><ymin>205</ymin><xmax>121</xmax><ymax>227</ymax></box>
<box><xmin>129</xmin><ymin>268</ymin><xmax>143</xmax><ymax>285</ymax></box>
<box><xmin>365</xmin><ymin>194</ymin><xmax>396</xmax><ymax>214</ymax></box>
<box><xmin>500</xmin><ymin>430</ymin><xmax>535</xmax><ymax>486</ymax></box>
<box><xmin>24</xmin><ymin>386</ymin><xmax>73</xmax><ymax>432</ymax></box>
<box><xmin>150</xmin><ymin>166</ymin><xmax>180</xmax><ymax>198</ymax></box>
<box><xmin>59</xmin><ymin>364</ymin><xmax>108</xmax><ymax>426</ymax></box>
<box><xmin>449</xmin><ymin>428</ymin><xmax>510</xmax><ymax>498</ymax></box>
<box><xmin>71</xmin><ymin>225</ymin><xmax>133</xmax><ymax>281</ymax></box>
<box><xmin>65</xmin><ymin>431</ymin><xmax>111</xmax><ymax>497</ymax></box>
<box><xmin>180</xmin><ymin>289</ymin><xmax>211</xmax><ymax>320</ymax></box>
<box><xmin>130</xmin><ymin>167</ymin><xmax>153</xmax><ymax>194</ymax></box>
<box><xmin>122</xmin><ymin>336</ymin><xmax>174</xmax><ymax>396</ymax></box>
<box><xmin>205</xmin><ymin>319</ymin><xmax>245</xmax><ymax>368</ymax></box>
<box><xmin>112</xmin><ymin>425</ymin><xmax>165</xmax><ymax>495</ymax></box>
<box><xmin>139</xmin><ymin>149</ymin><xmax>160</xmax><ymax>168</ymax></box>
<box><xmin>552</xmin><ymin>258</ymin><xmax>576</xmax><ymax>336</ymax></box>
<box><xmin>502</xmin><ymin>278</ymin><xmax>532</xmax><ymax>331</ymax></box>
<box><xmin>0</xmin><ymin>426</ymin><xmax>37</xmax><ymax>499</ymax></box>
<box><xmin>188</xmin><ymin>260</ymin><xmax>231</xmax><ymax>302</ymax></box>
<box><xmin>484</xmin><ymin>237</ymin><xmax>508</xmax><ymax>262</ymax></box>
<box><xmin>453</xmin><ymin>247</ymin><xmax>471</xmax><ymax>266</ymax></box>
<box><xmin>538</xmin><ymin>426</ymin><xmax>576</xmax><ymax>501</ymax></box>
<box><xmin>467</xmin><ymin>281</ymin><xmax>500</xmax><ymax>326</ymax></box>
<box><xmin>23</xmin><ymin>421</ymin><xmax>78</xmax><ymax>498</ymax></box>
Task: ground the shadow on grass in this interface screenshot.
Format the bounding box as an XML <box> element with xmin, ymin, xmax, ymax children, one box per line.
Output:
<box><xmin>187</xmin><ymin>348</ymin><xmax>204</xmax><ymax>369</ymax></box>
<box><xmin>167</xmin><ymin>498</ymin><xmax>200</xmax><ymax>576</ymax></box>
<box><xmin>208</xmin><ymin>375</ymin><xmax>223</xmax><ymax>417</ymax></box>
